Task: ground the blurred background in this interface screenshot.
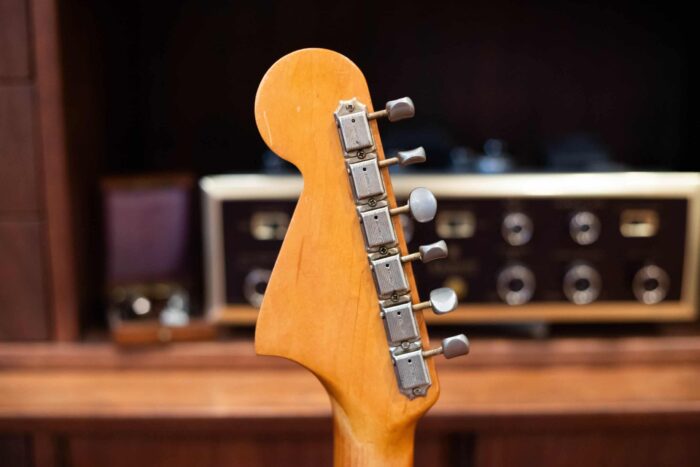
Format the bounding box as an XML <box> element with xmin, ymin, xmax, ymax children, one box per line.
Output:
<box><xmin>1</xmin><ymin>0</ymin><xmax>699</xmax><ymax>466</ymax></box>
<box><xmin>59</xmin><ymin>0</ymin><xmax>698</xmax><ymax>328</ymax></box>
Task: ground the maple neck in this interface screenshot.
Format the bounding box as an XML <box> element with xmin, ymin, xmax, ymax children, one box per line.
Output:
<box><xmin>254</xmin><ymin>48</ymin><xmax>470</xmax><ymax>467</ymax></box>
<box><xmin>331</xmin><ymin>399</ymin><xmax>417</xmax><ymax>467</ymax></box>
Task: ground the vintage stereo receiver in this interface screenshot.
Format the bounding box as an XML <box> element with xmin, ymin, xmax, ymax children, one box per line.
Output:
<box><xmin>202</xmin><ymin>173</ymin><xmax>700</xmax><ymax>324</ymax></box>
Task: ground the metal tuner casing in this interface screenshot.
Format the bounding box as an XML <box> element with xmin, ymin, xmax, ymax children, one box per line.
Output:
<box><xmin>332</xmin><ymin>95</ymin><xmax>469</xmax><ymax>399</ymax></box>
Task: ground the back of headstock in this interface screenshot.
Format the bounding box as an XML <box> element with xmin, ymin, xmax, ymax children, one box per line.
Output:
<box><xmin>254</xmin><ymin>48</ymin><xmax>469</xmax><ymax>466</ymax></box>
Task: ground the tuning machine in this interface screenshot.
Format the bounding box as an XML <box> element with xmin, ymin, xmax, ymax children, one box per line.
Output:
<box><xmin>391</xmin><ymin>334</ymin><xmax>469</xmax><ymax>399</ymax></box>
<box><xmin>413</xmin><ymin>287</ymin><xmax>458</xmax><ymax>315</ymax></box>
<box><xmin>335</xmin><ymin>97</ymin><xmax>415</xmax><ymax>159</ymax></box>
<box><xmin>422</xmin><ymin>334</ymin><xmax>470</xmax><ymax>359</ymax></box>
<box><xmin>378</xmin><ymin>147</ymin><xmax>426</xmax><ymax>168</ymax></box>
<box><xmin>390</xmin><ymin>187</ymin><xmax>437</xmax><ymax>223</ymax></box>
<box><xmin>370</xmin><ymin>241</ymin><xmax>448</xmax><ymax>299</ymax></box>
<box><xmin>367</xmin><ymin>97</ymin><xmax>415</xmax><ymax>122</ymax></box>
<box><xmin>381</xmin><ymin>288</ymin><xmax>459</xmax><ymax>346</ymax></box>
<box><xmin>335</xmin><ymin>94</ymin><xmax>469</xmax><ymax>400</ymax></box>
<box><xmin>401</xmin><ymin>240</ymin><xmax>448</xmax><ymax>264</ymax></box>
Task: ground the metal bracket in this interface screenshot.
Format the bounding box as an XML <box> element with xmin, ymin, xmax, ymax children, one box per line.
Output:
<box><xmin>347</xmin><ymin>158</ymin><xmax>385</xmax><ymax>201</ymax></box>
<box><xmin>381</xmin><ymin>301</ymin><xmax>420</xmax><ymax>346</ymax></box>
<box><xmin>334</xmin><ymin>98</ymin><xmax>375</xmax><ymax>156</ymax></box>
<box><xmin>391</xmin><ymin>347</ymin><xmax>431</xmax><ymax>398</ymax></box>
<box><xmin>358</xmin><ymin>206</ymin><xmax>398</xmax><ymax>250</ymax></box>
<box><xmin>370</xmin><ymin>253</ymin><xmax>410</xmax><ymax>299</ymax></box>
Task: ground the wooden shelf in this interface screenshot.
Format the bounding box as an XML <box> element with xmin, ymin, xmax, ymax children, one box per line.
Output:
<box><xmin>1</xmin><ymin>336</ymin><xmax>699</xmax><ymax>434</ymax></box>
<box><xmin>1</xmin><ymin>335</ymin><xmax>700</xmax><ymax>369</ymax></box>
<box><xmin>1</xmin><ymin>359</ymin><xmax>699</xmax><ymax>434</ymax></box>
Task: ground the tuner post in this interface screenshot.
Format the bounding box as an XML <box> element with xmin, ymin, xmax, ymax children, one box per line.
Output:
<box><xmin>401</xmin><ymin>240</ymin><xmax>448</xmax><ymax>264</ymax></box>
<box><xmin>378</xmin><ymin>147</ymin><xmax>427</xmax><ymax>168</ymax></box>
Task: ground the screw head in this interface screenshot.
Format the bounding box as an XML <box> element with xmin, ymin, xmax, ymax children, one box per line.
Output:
<box><xmin>368</xmin><ymin>198</ymin><xmax>377</xmax><ymax>207</ymax></box>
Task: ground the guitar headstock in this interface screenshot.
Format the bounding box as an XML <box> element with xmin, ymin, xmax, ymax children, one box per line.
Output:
<box><xmin>254</xmin><ymin>48</ymin><xmax>468</xmax><ymax>446</ymax></box>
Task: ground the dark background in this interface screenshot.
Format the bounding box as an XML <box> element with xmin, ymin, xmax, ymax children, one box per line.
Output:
<box><xmin>60</xmin><ymin>0</ymin><xmax>696</xmax><ymax>177</ymax></box>
<box><xmin>55</xmin><ymin>0</ymin><xmax>697</xmax><ymax>322</ymax></box>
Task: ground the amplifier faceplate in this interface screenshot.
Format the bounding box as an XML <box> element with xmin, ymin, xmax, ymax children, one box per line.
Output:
<box><xmin>202</xmin><ymin>174</ymin><xmax>700</xmax><ymax>324</ymax></box>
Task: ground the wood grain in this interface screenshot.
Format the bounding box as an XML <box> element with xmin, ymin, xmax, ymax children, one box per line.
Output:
<box><xmin>31</xmin><ymin>0</ymin><xmax>80</xmax><ymax>341</ymax></box>
<box><xmin>1</xmin><ymin>364</ymin><xmax>699</xmax><ymax>429</ymax></box>
<box><xmin>2</xmin><ymin>335</ymin><xmax>700</xmax><ymax>369</ymax></box>
<box><xmin>0</xmin><ymin>0</ymin><xmax>30</xmax><ymax>78</ymax></box>
<box><xmin>0</xmin><ymin>221</ymin><xmax>49</xmax><ymax>340</ymax></box>
<box><xmin>0</xmin><ymin>85</ymin><xmax>39</xmax><ymax>212</ymax></box>
<box><xmin>254</xmin><ymin>48</ymin><xmax>438</xmax><ymax>466</ymax></box>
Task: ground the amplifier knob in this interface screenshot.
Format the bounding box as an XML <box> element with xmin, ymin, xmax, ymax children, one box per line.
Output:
<box><xmin>569</xmin><ymin>211</ymin><xmax>600</xmax><ymax>245</ymax></box>
<box><xmin>563</xmin><ymin>263</ymin><xmax>601</xmax><ymax>305</ymax></box>
<box><xmin>243</xmin><ymin>268</ymin><xmax>272</xmax><ymax>308</ymax></box>
<box><xmin>497</xmin><ymin>264</ymin><xmax>535</xmax><ymax>305</ymax></box>
<box><xmin>633</xmin><ymin>265</ymin><xmax>670</xmax><ymax>304</ymax></box>
<box><xmin>501</xmin><ymin>212</ymin><xmax>533</xmax><ymax>246</ymax></box>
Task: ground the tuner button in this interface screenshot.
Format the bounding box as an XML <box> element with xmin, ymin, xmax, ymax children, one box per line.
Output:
<box><xmin>385</xmin><ymin>97</ymin><xmax>415</xmax><ymax>122</ymax></box>
<box><xmin>418</xmin><ymin>240</ymin><xmax>448</xmax><ymax>263</ymax></box>
<box><xmin>401</xmin><ymin>240</ymin><xmax>448</xmax><ymax>264</ymax></box>
<box><xmin>423</xmin><ymin>334</ymin><xmax>470</xmax><ymax>359</ymax></box>
<box><xmin>397</xmin><ymin>147</ymin><xmax>426</xmax><ymax>166</ymax></box>
<box><xmin>442</xmin><ymin>335</ymin><xmax>470</xmax><ymax>359</ymax></box>
<box><xmin>367</xmin><ymin>97</ymin><xmax>416</xmax><ymax>122</ymax></box>
<box><xmin>389</xmin><ymin>187</ymin><xmax>437</xmax><ymax>223</ymax></box>
<box><xmin>379</xmin><ymin>147</ymin><xmax>427</xmax><ymax>168</ymax></box>
<box><xmin>429</xmin><ymin>287</ymin><xmax>458</xmax><ymax>315</ymax></box>
<box><xmin>408</xmin><ymin>188</ymin><xmax>437</xmax><ymax>223</ymax></box>
<box><xmin>413</xmin><ymin>287</ymin><xmax>459</xmax><ymax>315</ymax></box>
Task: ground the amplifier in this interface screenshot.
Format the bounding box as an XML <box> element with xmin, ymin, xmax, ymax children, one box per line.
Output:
<box><xmin>201</xmin><ymin>173</ymin><xmax>700</xmax><ymax>324</ymax></box>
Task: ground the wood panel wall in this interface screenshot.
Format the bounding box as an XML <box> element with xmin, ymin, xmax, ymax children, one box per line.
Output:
<box><xmin>0</xmin><ymin>0</ymin><xmax>79</xmax><ymax>341</ymax></box>
<box><xmin>0</xmin><ymin>0</ymin><xmax>51</xmax><ymax>341</ymax></box>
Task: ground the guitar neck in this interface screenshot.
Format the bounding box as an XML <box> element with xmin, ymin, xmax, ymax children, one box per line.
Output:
<box><xmin>254</xmin><ymin>48</ymin><xmax>470</xmax><ymax>467</ymax></box>
<box><xmin>332</xmin><ymin>400</ymin><xmax>417</xmax><ymax>467</ymax></box>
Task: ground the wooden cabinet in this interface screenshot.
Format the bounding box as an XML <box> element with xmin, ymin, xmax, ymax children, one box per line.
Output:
<box><xmin>0</xmin><ymin>1</ymin><xmax>51</xmax><ymax>341</ymax></box>
<box><xmin>0</xmin><ymin>0</ymin><xmax>78</xmax><ymax>341</ymax></box>
<box><xmin>0</xmin><ymin>221</ymin><xmax>49</xmax><ymax>339</ymax></box>
<box><xmin>0</xmin><ymin>340</ymin><xmax>699</xmax><ymax>466</ymax></box>
<box><xmin>475</xmin><ymin>431</ymin><xmax>700</xmax><ymax>467</ymax></box>
<box><xmin>0</xmin><ymin>86</ymin><xmax>40</xmax><ymax>212</ymax></box>
<box><xmin>0</xmin><ymin>435</ymin><xmax>32</xmax><ymax>467</ymax></box>
<box><xmin>0</xmin><ymin>0</ymin><xmax>30</xmax><ymax>78</ymax></box>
